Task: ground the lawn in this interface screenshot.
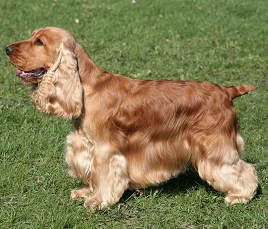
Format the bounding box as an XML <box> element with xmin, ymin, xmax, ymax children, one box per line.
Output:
<box><xmin>0</xmin><ymin>0</ymin><xmax>267</xmax><ymax>228</ymax></box>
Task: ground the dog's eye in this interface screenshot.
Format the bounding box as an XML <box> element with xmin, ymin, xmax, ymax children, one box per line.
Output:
<box><xmin>35</xmin><ymin>38</ymin><xmax>44</xmax><ymax>46</ymax></box>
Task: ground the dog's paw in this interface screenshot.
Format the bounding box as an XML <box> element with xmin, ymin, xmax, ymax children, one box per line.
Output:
<box><xmin>70</xmin><ymin>188</ymin><xmax>91</xmax><ymax>199</ymax></box>
<box><xmin>84</xmin><ymin>197</ymin><xmax>103</xmax><ymax>210</ymax></box>
<box><xmin>225</xmin><ymin>195</ymin><xmax>249</xmax><ymax>204</ymax></box>
<box><xmin>70</xmin><ymin>190</ymin><xmax>79</xmax><ymax>199</ymax></box>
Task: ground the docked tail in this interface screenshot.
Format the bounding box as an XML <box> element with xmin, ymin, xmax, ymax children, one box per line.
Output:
<box><xmin>225</xmin><ymin>84</ymin><xmax>256</xmax><ymax>100</ymax></box>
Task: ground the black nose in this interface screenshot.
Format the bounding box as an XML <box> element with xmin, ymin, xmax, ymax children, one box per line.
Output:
<box><xmin>6</xmin><ymin>46</ymin><xmax>14</xmax><ymax>55</ymax></box>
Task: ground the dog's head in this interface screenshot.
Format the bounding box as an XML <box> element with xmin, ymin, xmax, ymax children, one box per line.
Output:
<box><xmin>6</xmin><ymin>27</ymin><xmax>83</xmax><ymax>119</ymax></box>
<box><xmin>6</xmin><ymin>27</ymin><xmax>76</xmax><ymax>84</ymax></box>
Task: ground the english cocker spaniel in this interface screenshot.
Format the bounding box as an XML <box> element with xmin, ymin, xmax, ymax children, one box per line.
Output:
<box><xmin>6</xmin><ymin>27</ymin><xmax>258</xmax><ymax>209</ymax></box>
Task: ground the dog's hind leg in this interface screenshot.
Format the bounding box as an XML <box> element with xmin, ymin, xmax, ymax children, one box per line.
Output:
<box><xmin>196</xmin><ymin>136</ymin><xmax>258</xmax><ymax>204</ymax></box>
<box><xmin>223</xmin><ymin>159</ymin><xmax>257</xmax><ymax>204</ymax></box>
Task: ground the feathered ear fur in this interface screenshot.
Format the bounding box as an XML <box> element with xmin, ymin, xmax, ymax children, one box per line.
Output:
<box><xmin>31</xmin><ymin>41</ymin><xmax>83</xmax><ymax>119</ymax></box>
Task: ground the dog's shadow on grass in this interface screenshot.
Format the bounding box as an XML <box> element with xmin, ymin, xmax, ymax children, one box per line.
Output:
<box><xmin>122</xmin><ymin>169</ymin><xmax>212</xmax><ymax>201</ymax></box>
<box><xmin>121</xmin><ymin>168</ymin><xmax>262</xmax><ymax>202</ymax></box>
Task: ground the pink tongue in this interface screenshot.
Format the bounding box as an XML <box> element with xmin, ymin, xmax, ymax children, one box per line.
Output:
<box><xmin>16</xmin><ymin>69</ymin><xmax>22</xmax><ymax>76</ymax></box>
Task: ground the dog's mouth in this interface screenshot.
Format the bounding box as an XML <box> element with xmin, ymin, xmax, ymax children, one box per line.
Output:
<box><xmin>15</xmin><ymin>67</ymin><xmax>47</xmax><ymax>79</ymax></box>
<box><xmin>15</xmin><ymin>67</ymin><xmax>47</xmax><ymax>84</ymax></box>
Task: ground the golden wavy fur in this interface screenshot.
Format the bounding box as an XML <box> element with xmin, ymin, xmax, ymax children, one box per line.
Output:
<box><xmin>6</xmin><ymin>27</ymin><xmax>258</xmax><ymax>209</ymax></box>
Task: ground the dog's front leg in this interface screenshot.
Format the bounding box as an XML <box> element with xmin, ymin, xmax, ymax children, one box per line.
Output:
<box><xmin>84</xmin><ymin>146</ymin><xmax>129</xmax><ymax>210</ymax></box>
<box><xmin>65</xmin><ymin>128</ymin><xmax>94</xmax><ymax>199</ymax></box>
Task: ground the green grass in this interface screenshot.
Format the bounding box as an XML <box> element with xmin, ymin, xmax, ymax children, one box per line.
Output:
<box><xmin>0</xmin><ymin>0</ymin><xmax>268</xmax><ymax>228</ymax></box>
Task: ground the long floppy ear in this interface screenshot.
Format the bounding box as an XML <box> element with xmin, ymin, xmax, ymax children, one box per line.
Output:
<box><xmin>31</xmin><ymin>41</ymin><xmax>83</xmax><ymax>119</ymax></box>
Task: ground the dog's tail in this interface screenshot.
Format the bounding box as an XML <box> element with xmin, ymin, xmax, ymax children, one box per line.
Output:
<box><xmin>224</xmin><ymin>84</ymin><xmax>256</xmax><ymax>100</ymax></box>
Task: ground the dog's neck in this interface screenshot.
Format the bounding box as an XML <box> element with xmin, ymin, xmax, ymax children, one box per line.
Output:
<box><xmin>75</xmin><ymin>43</ymin><xmax>114</xmax><ymax>94</ymax></box>
<box><xmin>75</xmin><ymin>44</ymin><xmax>102</xmax><ymax>81</ymax></box>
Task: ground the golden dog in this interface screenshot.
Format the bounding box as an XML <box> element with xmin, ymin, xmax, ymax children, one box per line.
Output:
<box><xmin>6</xmin><ymin>27</ymin><xmax>258</xmax><ymax>209</ymax></box>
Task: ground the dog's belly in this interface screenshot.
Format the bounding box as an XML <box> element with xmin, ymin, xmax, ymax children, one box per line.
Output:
<box><xmin>127</xmin><ymin>162</ymin><xmax>184</xmax><ymax>189</ymax></box>
<box><xmin>124</xmin><ymin>139</ymin><xmax>192</xmax><ymax>189</ymax></box>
